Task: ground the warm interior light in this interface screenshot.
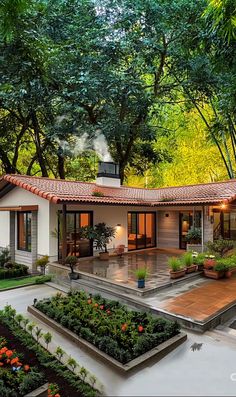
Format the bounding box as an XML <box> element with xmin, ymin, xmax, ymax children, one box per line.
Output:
<box><xmin>116</xmin><ymin>223</ymin><xmax>121</xmax><ymax>229</ymax></box>
<box><xmin>221</xmin><ymin>203</ymin><xmax>226</xmax><ymax>209</ymax></box>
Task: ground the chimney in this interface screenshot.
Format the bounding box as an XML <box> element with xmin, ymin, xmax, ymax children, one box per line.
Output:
<box><xmin>96</xmin><ymin>161</ymin><xmax>121</xmax><ymax>187</ymax></box>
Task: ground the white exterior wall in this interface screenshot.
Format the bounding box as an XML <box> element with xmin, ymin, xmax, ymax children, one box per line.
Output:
<box><xmin>0</xmin><ymin>186</ymin><xmax>50</xmax><ymax>266</ymax></box>
<box><xmin>0</xmin><ymin>212</ymin><xmax>9</xmax><ymax>248</ymax></box>
<box><xmin>49</xmin><ymin>203</ymin><xmax>158</xmax><ymax>261</ymax></box>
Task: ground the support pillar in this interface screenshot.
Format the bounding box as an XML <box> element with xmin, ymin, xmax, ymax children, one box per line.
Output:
<box><xmin>31</xmin><ymin>211</ymin><xmax>38</xmax><ymax>270</ymax></box>
<box><xmin>62</xmin><ymin>204</ymin><xmax>67</xmax><ymax>264</ymax></box>
<box><xmin>9</xmin><ymin>211</ymin><xmax>15</xmax><ymax>262</ymax></box>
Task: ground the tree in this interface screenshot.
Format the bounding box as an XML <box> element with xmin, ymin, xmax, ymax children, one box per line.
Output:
<box><xmin>204</xmin><ymin>0</ymin><xmax>236</xmax><ymax>42</ymax></box>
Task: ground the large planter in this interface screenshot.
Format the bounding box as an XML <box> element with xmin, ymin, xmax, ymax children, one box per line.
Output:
<box><xmin>137</xmin><ymin>279</ymin><xmax>145</xmax><ymax>288</ymax></box>
<box><xmin>68</xmin><ymin>272</ymin><xmax>79</xmax><ymax>280</ymax></box>
<box><xmin>203</xmin><ymin>259</ymin><xmax>216</xmax><ymax>270</ymax></box>
<box><xmin>186</xmin><ymin>243</ymin><xmax>202</xmax><ymax>253</ymax></box>
<box><xmin>203</xmin><ymin>269</ymin><xmax>225</xmax><ymax>279</ymax></box>
<box><xmin>99</xmin><ymin>252</ymin><xmax>109</xmax><ymax>261</ymax></box>
<box><xmin>185</xmin><ymin>264</ymin><xmax>197</xmax><ymax>274</ymax></box>
<box><xmin>170</xmin><ymin>269</ymin><xmax>186</xmax><ymax>279</ymax></box>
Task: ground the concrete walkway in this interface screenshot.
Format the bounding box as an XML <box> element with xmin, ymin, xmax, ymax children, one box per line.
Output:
<box><xmin>1</xmin><ymin>284</ymin><xmax>236</xmax><ymax>396</ymax></box>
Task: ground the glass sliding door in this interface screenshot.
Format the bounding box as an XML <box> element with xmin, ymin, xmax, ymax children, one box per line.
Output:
<box><xmin>214</xmin><ymin>211</ymin><xmax>236</xmax><ymax>240</ymax></box>
<box><xmin>58</xmin><ymin>211</ymin><xmax>93</xmax><ymax>260</ymax></box>
<box><xmin>128</xmin><ymin>212</ymin><xmax>156</xmax><ymax>251</ymax></box>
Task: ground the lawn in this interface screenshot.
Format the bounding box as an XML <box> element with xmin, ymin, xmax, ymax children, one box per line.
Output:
<box><xmin>0</xmin><ymin>276</ymin><xmax>50</xmax><ymax>290</ymax></box>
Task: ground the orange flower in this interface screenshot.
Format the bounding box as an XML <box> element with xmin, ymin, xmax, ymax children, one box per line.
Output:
<box><xmin>121</xmin><ymin>323</ymin><xmax>128</xmax><ymax>332</ymax></box>
<box><xmin>94</xmin><ymin>303</ymin><xmax>99</xmax><ymax>308</ymax></box>
<box><xmin>0</xmin><ymin>347</ymin><xmax>7</xmax><ymax>354</ymax></box>
<box><xmin>55</xmin><ymin>394</ymin><xmax>61</xmax><ymax>397</ymax></box>
<box><xmin>17</xmin><ymin>362</ymin><xmax>22</xmax><ymax>367</ymax></box>
<box><xmin>5</xmin><ymin>350</ymin><xmax>13</xmax><ymax>357</ymax></box>
<box><xmin>11</xmin><ymin>357</ymin><xmax>19</xmax><ymax>365</ymax></box>
<box><xmin>87</xmin><ymin>299</ymin><xmax>92</xmax><ymax>304</ymax></box>
<box><xmin>0</xmin><ymin>362</ymin><xmax>3</xmax><ymax>366</ymax></box>
<box><xmin>24</xmin><ymin>365</ymin><xmax>30</xmax><ymax>371</ymax></box>
<box><xmin>6</xmin><ymin>359</ymin><xmax>10</xmax><ymax>363</ymax></box>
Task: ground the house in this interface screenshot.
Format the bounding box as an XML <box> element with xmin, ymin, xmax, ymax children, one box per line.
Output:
<box><xmin>0</xmin><ymin>161</ymin><xmax>236</xmax><ymax>268</ymax></box>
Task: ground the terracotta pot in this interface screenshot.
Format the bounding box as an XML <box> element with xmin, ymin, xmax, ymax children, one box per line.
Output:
<box><xmin>170</xmin><ymin>269</ymin><xmax>186</xmax><ymax>279</ymax></box>
<box><xmin>203</xmin><ymin>259</ymin><xmax>216</xmax><ymax>270</ymax></box>
<box><xmin>203</xmin><ymin>269</ymin><xmax>225</xmax><ymax>279</ymax></box>
<box><xmin>225</xmin><ymin>270</ymin><xmax>232</xmax><ymax>279</ymax></box>
<box><xmin>185</xmin><ymin>264</ymin><xmax>197</xmax><ymax>274</ymax></box>
<box><xmin>99</xmin><ymin>252</ymin><xmax>109</xmax><ymax>261</ymax></box>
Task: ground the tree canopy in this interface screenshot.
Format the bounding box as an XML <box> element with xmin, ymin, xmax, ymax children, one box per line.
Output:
<box><xmin>0</xmin><ymin>0</ymin><xmax>235</xmax><ymax>187</ymax></box>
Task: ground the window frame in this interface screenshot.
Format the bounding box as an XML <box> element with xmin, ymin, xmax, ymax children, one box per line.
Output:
<box><xmin>127</xmin><ymin>211</ymin><xmax>156</xmax><ymax>251</ymax></box>
<box><xmin>17</xmin><ymin>211</ymin><xmax>32</xmax><ymax>252</ymax></box>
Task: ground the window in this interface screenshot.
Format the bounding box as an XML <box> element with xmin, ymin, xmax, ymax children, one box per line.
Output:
<box><xmin>58</xmin><ymin>211</ymin><xmax>93</xmax><ymax>260</ymax></box>
<box><xmin>128</xmin><ymin>212</ymin><xmax>156</xmax><ymax>251</ymax></box>
<box><xmin>17</xmin><ymin>212</ymin><xmax>32</xmax><ymax>251</ymax></box>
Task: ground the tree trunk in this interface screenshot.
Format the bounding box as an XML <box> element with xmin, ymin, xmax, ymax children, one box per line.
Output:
<box><xmin>31</xmin><ymin>111</ymin><xmax>49</xmax><ymax>177</ymax></box>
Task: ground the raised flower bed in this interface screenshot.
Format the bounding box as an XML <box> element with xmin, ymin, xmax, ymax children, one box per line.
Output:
<box><xmin>0</xmin><ymin>335</ymin><xmax>44</xmax><ymax>396</ymax></box>
<box><xmin>33</xmin><ymin>291</ymin><xmax>186</xmax><ymax>371</ymax></box>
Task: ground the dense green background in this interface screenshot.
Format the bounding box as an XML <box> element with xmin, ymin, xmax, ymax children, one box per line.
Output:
<box><xmin>0</xmin><ymin>0</ymin><xmax>235</xmax><ymax>187</ymax></box>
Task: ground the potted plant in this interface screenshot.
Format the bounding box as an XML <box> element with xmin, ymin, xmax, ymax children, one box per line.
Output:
<box><xmin>181</xmin><ymin>252</ymin><xmax>197</xmax><ymax>274</ymax></box>
<box><xmin>168</xmin><ymin>257</ymin><xmax>186</xmax><ymax>279</ymax></box>
<box><xmin>135</xmin><ymin>268</ymin><xmax>147</xmax><ymax>288</ymax></box>
<box><xmin>192</xmin><ymin>252</ymin><xmax>205</xmax><ymax>271</ymax></box>
<box><xmin>186</xmin><ymin>227</ymin><xmax>202</xmax><ymax>252</ymax></box>
<box><xmin>204</xmin><ymin>262</ymin><xmax>225</xmax><ymax>279</ymax></box>
<box><xmin>203</xmin><ymin>255</ymin><xmax>216</xmax><ymax>269</ymax></box>
<box><xmin>35</xmin><ymin>255</ymin><xmax>49</xmax><ymax>275</ymax></box>
<box><xmin>65</xmin><ymin>255</ymin><xmax>79</xmax><ymax>280</ymax></box>
<box><xmin>80</xmin><ymin>222</ymin><xmax>116</xmax><ymax>260</ymax></box>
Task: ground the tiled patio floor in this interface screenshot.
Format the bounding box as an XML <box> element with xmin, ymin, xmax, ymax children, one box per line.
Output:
<box><xmin>160</xmin><ymin>274</ymin><xmax>236</xmax><ymax>321</ymax></box>
<box><xmin>77</xmin><ymin>248</ymin><xmax>184</xmax><ymax>289</ymax></box>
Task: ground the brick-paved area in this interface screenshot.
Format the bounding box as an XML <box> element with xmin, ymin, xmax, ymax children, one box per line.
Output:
<box><xmin>160</xmin><ymin>275</ymin><xmax>236</xmax><ymax>321</ymax></box>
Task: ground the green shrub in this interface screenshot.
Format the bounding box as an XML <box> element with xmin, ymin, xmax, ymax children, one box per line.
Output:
<box><xmin>34</xmin><ymin>290</ymin><xmax>180</xmax><ymax>364</ymax></box>
<box><xmin>168</xmin><ymin>257</ymin><xmax>182</xmax><ymax>272</ymax></box>
<box><xmin>135</xmin><ymin>267</ymin><xmax>148</xmax><ymax>280</ymax></box>
<box><xmin>0</xmin><ymin>263</ymin><xmax>28</xmax><ymax>279</ymax></box>
<box><xmin>206</xmin><ymin>239</ymin><xmax>235</xmax><ymax>257</ymax></box>
<box><xmin>0</xmin><ymin>247</ymin><xmax>10</xmax><ymax>267</ymax></box>
<box><xmin>181</xmin><ymin>252</ymin><xmax>193</xmax><ymax>267</ymax></box>
<box><xmin>35</xmin><ymin>275</ymin><xmax>52</xmax><ymax>284</ymax></box>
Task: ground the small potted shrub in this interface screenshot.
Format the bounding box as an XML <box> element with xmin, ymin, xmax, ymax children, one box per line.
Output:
<box><xmin>182</xmin><ymin>252</ymin><xmax>197</xmax><ymax>274</ymax></box>
<box><xmin>192</xmin><ymin>253</ymin><xmax>205</xmax><ymax>271</ymax></box>
<box><xmin>135</xmin><ymin>267</ymin><xmax>147</xmax><ymax>288</ymax></box>
<box><xmin>35</xmin><ymin>255</ymin><xmax>49</xmax><ymax>275</ymax></box>
<box><xmin>206</xmin><ymin>239</ymin><xmax>235</xmax><ymax>257</ymax></box>
<box><xmin>203</xmin><ymin>255</ymin><xmax>216</xmax><ymax>269</ymax></box>
<box><xmin>204</xmin><ymin>262</ymin><xmax>225</xmax><ymax>279</ymax></box>
<box><xmin>186</xmin><ymin>227</ymin><xmax>202</xmax><ymax>252</ymax></box>
<box><xmin>168</xmin><ymin>257</ymin><xmax>185</xmax><ymax>279</ymax></box>
<box><xmin>65</xmin><ymin>255</ymin><xmax>79</xmax><ymax>280</ymax></box>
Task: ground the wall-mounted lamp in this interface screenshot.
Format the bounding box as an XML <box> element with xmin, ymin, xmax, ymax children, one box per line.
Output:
<box><xmin>221</xmin><ymin>203</ymin><xmax>227</xmax><ymax>210</ymax></box>
<box><xmin>116</xmin><ymin>223</ymin><xmax>122</xmax><ymax>229</ymax></box>
<box><xmin>165</xmin><ymin>213</ymin><xmax>169</xmax><ymax>217</ymax></box>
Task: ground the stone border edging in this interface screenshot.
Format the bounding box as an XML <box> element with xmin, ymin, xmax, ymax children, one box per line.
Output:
<box><xmin>28</xmin><ymin>305</ymin><xmax>187</xmax><ymax>373</ymax></box>
<box><xmin>24</xmin><ymin>382</ymin><xmax>48</xmax><ymax>397</ymax></box>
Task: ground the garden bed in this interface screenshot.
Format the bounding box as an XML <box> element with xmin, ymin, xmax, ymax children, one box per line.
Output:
<box><xmin>33</xmin><ymin>291</ymin><xmax>186</xmax><ymax>371</ymax></box>
<box><xmin>0</xmin><ymin>320</ymin><xmax>93</xmax><ymax>397</ymax></box>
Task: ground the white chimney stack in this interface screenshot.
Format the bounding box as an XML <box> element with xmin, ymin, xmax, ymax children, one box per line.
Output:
<box><xmin>96</xmin><ymin>161</ymin><xmax>121</xmax><ymax>188</ymax></box>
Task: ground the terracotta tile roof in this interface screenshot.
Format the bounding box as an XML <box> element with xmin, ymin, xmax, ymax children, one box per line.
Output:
<box><xmin>1</xmin><ymin>174</ymin><xmax>236</xmax><ymax>206</ymax></box>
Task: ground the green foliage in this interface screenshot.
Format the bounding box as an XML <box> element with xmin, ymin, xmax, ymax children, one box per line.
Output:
<box><xmin>80</xmin><ymin>223</ymin><xmax>116</xmax><ymax>253</ymax></box>
<box><xmin>0</xmin><ymin>307</ymin><xmax>99</xmax><ymax>396</ymax></box>
<box><xmin>43</xmin><ymin>332</ymin><xmax>52</xmax><ymax>349</ymax></box>
<box><xmin>0</xmin><ymin>263</ymin><xmax>28</xmax><ymax>279</ymax></box>
<box><xmin>0</xmin><ymin>247</ymin><xmax>10</xmax><ymax>267</ymax></box>
<box><xmin>65</xmin><ymin>256</ymin><xmax>78</xmax><ymax>273</ymax></box>
<box><xmin>168</xmin><ymin>257</ymin><xmax>183</xmax><ymax>272</ymax></box>
<box><xmin>34</xmin><ymin>290</ymin><xmax>180</xmax><ymax>364</ymax></box>
<box><xmin>206</xmin><ymin>239</ymin><xmax>235</xmax><ymax>257</ymax></box>
<box><xmin>34</xmin><ymin>275</ymin><xmax>52</xmax><ymax>284</ymax></box>
<box><xmin>135</xmin><ymin>268</ymin><xmax>148</xmax><ymax>280</ymax></box>
<box><xmin>181</xmin><ymin>253</ymin><xmax>193</xmax><ymax>267</ymax></box>
<box><xmin>55</xmin><ymin>346</ymin><xmax>65</xmax><ymax>361</ymax></box>
<box><xmin>185</xmin><ymin>228</ymin><xmax>202</xmax><ymax>244</ymax></box>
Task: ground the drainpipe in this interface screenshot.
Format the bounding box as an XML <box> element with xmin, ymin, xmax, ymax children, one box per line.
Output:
<box><xmin>201</xmin><ymin>206</ymin><xmax>204</xmax><ymax>253</ymax></box>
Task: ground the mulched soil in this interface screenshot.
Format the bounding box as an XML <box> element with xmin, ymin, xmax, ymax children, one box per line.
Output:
<box><xmin>0</xmin><ymin>322</ymin><xmax>83</xmax><ymax>397</ymax></box>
